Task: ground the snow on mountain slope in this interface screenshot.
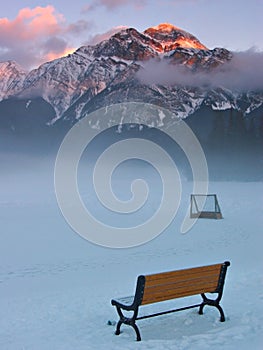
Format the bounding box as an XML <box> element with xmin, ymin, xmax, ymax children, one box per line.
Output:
<box><xmin>0</xmin><ymin>23</ymin><xmax>262</xmax><ymax>129</ymax></box>
<box><xmin>0</xmin><ymin>61</ymin><xmax>27</xmax><ymax>100</ymax></box>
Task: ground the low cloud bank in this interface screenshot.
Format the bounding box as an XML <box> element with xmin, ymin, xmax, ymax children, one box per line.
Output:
<box><xmin>138</xmin><ymin>48</ymin><xmax>263</xmax><ymax>91</ymax></box>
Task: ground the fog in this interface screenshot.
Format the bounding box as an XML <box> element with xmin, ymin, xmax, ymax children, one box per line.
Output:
<box><xmin>0</xmin><ymin>111</ymin><xmax>261</xmax><ymax>262</ymax></box>
<box><xmin>1</xmin><ymin>119</ymin><xmax>261</xmax><ymax>249</ymax></box>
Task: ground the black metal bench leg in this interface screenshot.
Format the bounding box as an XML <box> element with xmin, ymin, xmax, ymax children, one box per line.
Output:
<box><xmin>132</xmin><ymin>322</ymin><xmax>141</xmax><ymax>341</ymax></box>
<box><xmin>198</xmin><ymin>302</ymin><xmax>205</xmax><ymax>315</ymax></box>
<box><xmin>114</xmin><ymin>306</ymin><xmax>142</xmax><ymax>341</ymax></box>
<box><xmin>115</xmin><ymin>320</ymin><xmax>122</xmax><ymax>335</ymax></box>
<box><xmin>216</xmin><ymin>304</ymin><xmax>225</xmax><ymax>322</ymax></box>
<box><xmin>199</xmin><ymin>293</ymin><xmax>226</xmax><ymax>322</ymax></box>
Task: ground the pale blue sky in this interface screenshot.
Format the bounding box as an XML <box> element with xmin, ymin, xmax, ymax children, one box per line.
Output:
<box><xmin>1</xmin><ymin>0</ymin><xmax>262</xmax><ymax>69</ymax></box>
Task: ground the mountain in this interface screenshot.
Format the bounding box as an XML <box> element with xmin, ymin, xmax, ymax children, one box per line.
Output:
<box><xmin>0</xmin><ymin>23</ymin><xmax>262</xmax><ymax>179</ymax></box>
<box><xmin>0</xmin><ymin>23</ymin><xmax>262</xmax><ymax>128</ymax></box>
<box><xmin>0</xmin><ymin>61</ymin><xmax>27</xmax><ymax>100</ymax></box>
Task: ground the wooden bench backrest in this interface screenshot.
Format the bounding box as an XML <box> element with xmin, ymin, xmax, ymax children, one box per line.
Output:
<box><xmin>141</xmin><ymin>263</ymin><xmax>222</xmax><ymax>305</ymax></box>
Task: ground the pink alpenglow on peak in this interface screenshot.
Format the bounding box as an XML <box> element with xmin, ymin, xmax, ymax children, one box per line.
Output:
<box><xmin>144</xmin><ymin>23</ymin><xmax>208</xmax><ymax>51</ymax></box>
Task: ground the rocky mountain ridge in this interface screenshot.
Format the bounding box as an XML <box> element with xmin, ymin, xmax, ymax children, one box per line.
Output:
<box><xmin>0</xmin><ymin>23</ymin><xmax>262</xmax><ymax>131</ymax></box>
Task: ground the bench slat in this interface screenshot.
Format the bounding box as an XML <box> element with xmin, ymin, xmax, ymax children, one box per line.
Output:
<box><xmin>145</xmin><ymin>264</ymin><xmax>221</xmax><ymax>286</ymax></box>
<box><xmin>141</xmin><ymin>264</ymin><xmax>222</xmax><ymax>304</ymax></box>
<box><xmin>144</xmin><ymin>270</ymin><xmax>221</xmax><ymax>289</ymax></box>
<box><xmin>144</xmin><ymin>275</ymin><xmax>219</xmax><ymax>293</ymax></box>
<box><xmin>142</xmin><ymin>280</ymin><xmax>219</xmax><ymax>304</ymax></box>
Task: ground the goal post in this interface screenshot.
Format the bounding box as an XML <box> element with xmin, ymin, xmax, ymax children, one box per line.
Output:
<box><xmin>190</xmin><ymin>194</ymin><xmax>223</xmax><ymax>219</ymax></box>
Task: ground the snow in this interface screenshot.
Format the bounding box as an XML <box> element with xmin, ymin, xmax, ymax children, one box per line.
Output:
<box><xmin>25</xmin><ymin>100</ymin><xmax>31</xmax><ymax>109</ymax></box>
<box><xmin>0</xmin><ymin>156</ymin><xmax>263</xmax><ymax>349</ymax></box>
<box><xmin>212</xmin><ymin>101</ymin><xmax>233</xmax><ymax>111</ymax></box>
<box><xmin>157</xmin><ymin>110</ymin><xmax>166</xmax><ymax>127</ymax></box>
<box><xmin>111</xmin><ymin>56</ymin><xmax>132</xmax><ymax>65</ymax></box>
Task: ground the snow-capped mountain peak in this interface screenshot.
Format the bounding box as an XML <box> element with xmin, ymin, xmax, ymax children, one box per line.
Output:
<box><xmin>144</xmin><ymin>23</ymin><xmax>208</xmax><ymax>51</ymax></box>
<box><xmin>0</xmin><ymin>23</ymin><xmax>262</xmax><ymax>128</ymax></box>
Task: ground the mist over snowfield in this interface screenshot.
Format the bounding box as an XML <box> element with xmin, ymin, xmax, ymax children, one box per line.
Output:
<box><xmin>0</xmin><ymin>149</ymin><xmax>263</xmax><ymax>349</ymax></box>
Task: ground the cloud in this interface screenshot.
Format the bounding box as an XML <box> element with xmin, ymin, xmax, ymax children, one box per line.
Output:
<box><xmin>66</xmin><ymin>20</ymin><xmax>91</xmax><ymax>35</ymax></box>
<box><xmin>85</xmin><ymin>0</ymin><xmax>147</xmax><ymax>11</ymax></box>
<box><xmin>0</xmin><ymin>6</ymin><xmax>90</xmax><ymax>70</ymax></box>
<box><xmin>85</xmin><ymin>26</ymin><xmax>128</xmax><ymax>45</ymax></box>
<box><xmin>84</xmin><ymin>0</ymin><xmax>196</xmax><ymax>11</ymax></box>
<box><xmin>138</xmin><ymin>48</ymin><xmax>263</xmax><ymax>91</ymax></box>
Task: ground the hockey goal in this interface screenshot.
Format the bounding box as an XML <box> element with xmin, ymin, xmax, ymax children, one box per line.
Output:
<box><xmin>190</xmin><ymin>194</ymin><xmax>223</xmax><ymax>219</ymax></box>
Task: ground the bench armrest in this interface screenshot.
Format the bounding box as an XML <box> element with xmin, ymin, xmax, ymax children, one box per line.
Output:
<box><xmin>111</xmin><ymin>296</ymin><xmax>136</xmax><ymax>311</ymax></box>
<box><xmin>111</xmin><ymin>275</ymin><xmax>146</xmax><ymax>311</ymax></box>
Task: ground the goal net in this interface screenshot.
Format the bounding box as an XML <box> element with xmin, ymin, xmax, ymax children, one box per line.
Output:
<box><xmin>190</xmin><ymin>194</ymin><xmax>222</xmax><ymax>219</ymax></box>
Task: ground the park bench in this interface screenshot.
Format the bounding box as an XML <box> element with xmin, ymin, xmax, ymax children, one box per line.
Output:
<box><xmin>111</xmin><ymin>261</ymin><xmax>230</xmax><ymax>341</ymax></box>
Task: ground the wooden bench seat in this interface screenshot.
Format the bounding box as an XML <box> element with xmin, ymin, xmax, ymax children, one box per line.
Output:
<box><xmin>111</xmin><ymin>261</ymin><xmax>230</xmax><ymax>341</ymax></box>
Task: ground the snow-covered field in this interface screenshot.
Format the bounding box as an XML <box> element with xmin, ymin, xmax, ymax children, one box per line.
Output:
<box><xmin>0</xmin><ymin>156</ymin><xmax>263</xmax><ymax>349</ymax></box>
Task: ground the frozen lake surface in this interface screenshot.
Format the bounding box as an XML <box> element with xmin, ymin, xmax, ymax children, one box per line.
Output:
<box><xmin>0</xmin><ymin>157</ymin><xmax>262</xmax><ymax>349</ymax></box>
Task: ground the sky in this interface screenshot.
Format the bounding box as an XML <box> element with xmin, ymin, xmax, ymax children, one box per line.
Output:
<box><xmin>0</xmin><ymin>0</ymin><xmax>262</xmax><ymax>70</ymax></box>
